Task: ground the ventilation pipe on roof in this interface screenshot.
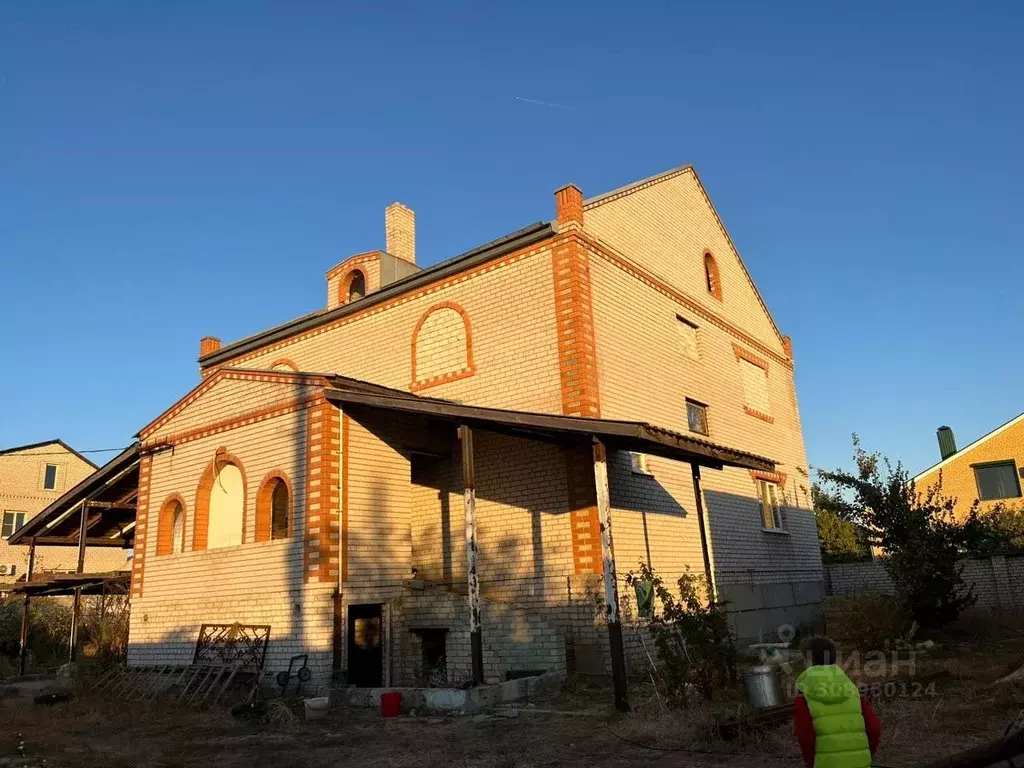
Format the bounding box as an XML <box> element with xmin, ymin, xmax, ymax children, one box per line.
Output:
<box><xmin>937</xmin><ymin>426</ymin><xmax>957</xmax><ymax>460</ymax></box>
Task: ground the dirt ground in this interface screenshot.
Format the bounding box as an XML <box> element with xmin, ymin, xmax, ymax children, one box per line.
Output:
<box><xmin>1</xmin><ymin>643</ymin><xmax>1023</xmax><ymax>768</ymax></box>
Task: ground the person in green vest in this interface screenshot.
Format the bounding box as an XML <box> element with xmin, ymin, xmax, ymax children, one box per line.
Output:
<box><xmin>794</xmin><ymin>637</ymin><xmax>881</xmax><ymax>768</ymax></box>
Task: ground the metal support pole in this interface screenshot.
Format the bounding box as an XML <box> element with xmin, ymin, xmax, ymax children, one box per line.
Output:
<box><xmin>691</xmin><ymin>464</ymin><xmax>715</xmax><ymax>600</ymax></box>
<box><xmin>593</xmin><ymin>440</ymin><xmax>629</xmax><ymax>712</ymax></box>
<box><xmin>459</xmin><ymin>425</ymin><xmax>484</xmax><ymax>686</ymax></box>
<box><xmin>69</xmin><ymin>500</ymin><xmax>89</xmax><ymax>664</ymax></box>
<box><xmin>18</xmin><ymin>537</ymin><xmax>37</xmax><ymax>675</ymax></box>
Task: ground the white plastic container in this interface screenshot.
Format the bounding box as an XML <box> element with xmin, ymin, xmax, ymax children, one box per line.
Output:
<box><xmin>304</xmin><ymin>696</ymin><xmax>330</xmax><ymax>720</ymax></box>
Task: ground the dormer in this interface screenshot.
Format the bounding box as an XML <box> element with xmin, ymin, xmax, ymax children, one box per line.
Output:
<box><xmin>326</xmin><ymin>202</ymin><xmax>421</xmax><ymax>310</ymax></box>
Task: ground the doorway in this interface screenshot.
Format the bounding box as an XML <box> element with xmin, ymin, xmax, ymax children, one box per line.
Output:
<box><xmin>347</xmin><ymin>603</ymin><xmax>383</xmax><ymax>687</ymax></box>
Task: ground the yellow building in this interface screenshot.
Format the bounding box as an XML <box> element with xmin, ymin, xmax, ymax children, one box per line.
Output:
<box><xmin>915</xmin><ymin>419</ymin><xmax>1024</xmax><ymax>520</ymax></box>
<box><xmin>74</xmin><ymin>165</ymin><xmax>821</xmax><ymax>688</ymax></box>
<box><xmin>0</xmin><ymin>440</ymin><xmax>127</xmax><ymax>579</ymax></box>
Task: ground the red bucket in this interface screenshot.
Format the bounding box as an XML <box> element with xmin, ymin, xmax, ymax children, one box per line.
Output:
<box><xmin>380</xmin><ymin>691</ymin><xmax>402</xmax><ymax>718</ymax></box>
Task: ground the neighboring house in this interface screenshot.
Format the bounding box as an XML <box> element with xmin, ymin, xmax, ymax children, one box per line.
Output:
<box><xmin>126</xmin><ymin>165</ymin><xmax>823</xmax><ymax>689</ymax></box>
<box><xmin>915</xmin><ymin>420</ymin><xmax>1024</xmax><ymax>519</ymax></box>
<box><xmin>0</xmin><ymin>440</ymin><xmax>126</xmax><ymax>579</ymax></box>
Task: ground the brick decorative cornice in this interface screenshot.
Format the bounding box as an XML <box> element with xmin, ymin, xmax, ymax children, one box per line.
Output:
<box><xmin>750</xmin><ymin>469</ymin><xmax>787</xmax><ymax>487</ymax></box>
<box><xmin>732</xmin><ymin>342</ymin><xmax>769</xmax><ymax>371</ymax></box>
<box><xmin>579</xmin><ymin>232</ymin><xmax>793</xmax><ymax>370</ymax></box>
<box><xmin>325</xmin><ymin>251</ymin><xmax>381</xmax><ymax>281</ymax></box>
<box><xmin>744</xmin><ymin>406</ymin><xmax>775</xmax><ymax>424</ymax></box>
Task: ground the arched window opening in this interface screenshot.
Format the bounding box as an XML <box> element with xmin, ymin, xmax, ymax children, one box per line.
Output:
<box><xmin>171</xmin><ymin>503</ymin><xmax>185</xmax><ymax>554</ymax></box>
<box><xmin>271</xmin><ymin>480</ymin><xmax>289</xmax><ymax>540</ymax></box>
<box><xmin>157</xmin><ymin>496</ymin><xmax>186</xmax><ymax>556</ymax></box>
<box><xmin>704</xmin><ymin>253</ymin><xmax>722</xmax><ymax>300</ymax></box>
<box><xmin>347</xmin><ymin>270</ymin><xmax>366</xmax><ymax>302</ymax></box>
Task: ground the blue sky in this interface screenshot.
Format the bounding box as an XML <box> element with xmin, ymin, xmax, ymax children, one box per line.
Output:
<box><xmin>2</xmin><ymin>1</ymin><xmax>1022</xmax><ymax>477</ymax></box>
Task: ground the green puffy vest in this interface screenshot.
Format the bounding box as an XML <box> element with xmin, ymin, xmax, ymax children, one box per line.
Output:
<box><xmin>795</xmin><ymin>664</ymin><xmax>871</xmax><ymax>768</ymax></box>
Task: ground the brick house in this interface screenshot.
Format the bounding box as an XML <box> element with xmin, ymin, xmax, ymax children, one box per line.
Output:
<box><xmin>915</xmin><ymin>419</ymin><xmax>1024</xmax><ymax>520</ymax></box>
<box><xmin>0</xmin><ymin>440</ymin><xmax>127</xmax><ymax>581</ymax></box>
<box><xmin>124</xmin><ymin>165</ymin><xmax>823</xmax><ymax>690</ymax></box>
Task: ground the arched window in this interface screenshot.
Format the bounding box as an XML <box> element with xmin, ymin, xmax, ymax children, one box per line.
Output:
<box><xmin>410</xmin><ymin>302</ymin><xmax>475</xmax><ymax>391</ymax></box>
<box><xmin>255</xmin><ymin>472</ymin><xmax>292</xmax><ymax>542</ymax></box>
<box><xmin>157</xmin><ymin>496</ymin><xmax>186</xmax><ymax>556</ymax></box>
<box><xmin>195</xmin><ymin>452</ymin><xmax>247</xmax><ymax>552</ymax></box>
<box><xmin>704</xmin><ymin>252</ymin><xmax>722</xmax><ymax>300</ymax></box>
<box><xmin>347</xmin><ymin>270</ymin><xmax>366</xmax><ymax>302</ymax></box>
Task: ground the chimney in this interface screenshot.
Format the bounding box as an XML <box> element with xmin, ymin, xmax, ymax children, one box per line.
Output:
<box><xmin>555</xmin><ymin>184</ymin><xmax>584</xmax><ymax>228</ymax></box>
<box><xmin>937</xmin><ymin>426</ymin><xmax>957</xmax><ymax>460</ymax></box>
<box><xmin>385</xmin><ymin>202</ymin><xmax>415</xmax><ymax>264</ymax></box>
<box><xmin>200</xmin><ymin>336</ymin><xmax>221</xmax><ymax>358</ymax></box>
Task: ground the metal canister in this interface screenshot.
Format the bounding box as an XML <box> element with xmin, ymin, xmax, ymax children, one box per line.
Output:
<box><xmin>743</xmin><ymin>664</ymin><xmax>784</xmax><ymax>710</ymax></box>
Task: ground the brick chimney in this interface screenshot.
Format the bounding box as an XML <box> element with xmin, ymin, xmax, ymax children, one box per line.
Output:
<box><xmin>200</xmin><ymin>336</ymin><xmax>221</xmax><ymax>358</ymax></box>
<box><xmin>555</xmin><ymin>184</ymin><xmax>584</xmax><ymax>228</ymax></box>
<box><xmin>385</xmin><ymin>202</ymin><xmax>415</xmax><ymax>264</ymax></box>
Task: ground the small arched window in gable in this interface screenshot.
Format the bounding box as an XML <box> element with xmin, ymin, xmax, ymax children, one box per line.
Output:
<box><xmin>346</xmin><ymin>270</ymin><xmax>366</xmax><ymax>303</ymax></box>
<box><xmin>410</xmin><ymin>302</ymin><xmax>476</xmax><ymax>391</ymax></box>
<box><xmin>704</xmin><ymin>252</ymin><xmax>722</xmax><ymax>300</ymax></box>
<box><xmin>256</xmin><ymin>472</ymin><xmax>292</xmax><ymax>542</ymax></box>
<box><xmin>157</xmin><ymin>496</ymin><xmax>186</xmax><ymax>556</ymax></box>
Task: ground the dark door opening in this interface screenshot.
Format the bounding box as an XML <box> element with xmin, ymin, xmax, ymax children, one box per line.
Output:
<box><xmin>347</xmin><ymin>603</ymin><xmax>383</xmax><ymax>687</ymax></box>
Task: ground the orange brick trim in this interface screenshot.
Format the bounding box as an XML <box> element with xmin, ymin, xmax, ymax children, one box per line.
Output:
<box><xmin>255</xmin><ymin>470</ymin><xmax>293</xmax><ymax>542</ymax></box>
<box><xmin>704</xmin><ymin>252</ymin><xmax>723</xmax><ymax>301</ymax></box>
<box><xmin>781</xmin><ymin>335</ymin><xmax>793</xmax><ymax>360</ymax></box>
<box><xmin>205</xmin><ymin>240</ymin><xmax>553</xmax><ymax>371</ymax></box>
<box><xmin>130</xmin><ymin>455</ymin><xmax>153</xmax><ymax>599</ymax></box>
<box><xmin>552</xmin><ymin>232</ymin><xmax>601</xmax><ymax>419</ymax></box>
<box><xmin>409</xmin><ymin>301</ymin><xmax>477</xmax><ymax>392</ymax></box>
<box><xmin>555</xmin><ymin>184</ymin><xmax>584</xmax><ymax>226</ymax></box>
<box><xmin>155</xmin><ymin>493</ymin><xmax>187</xmax><ymax>557</ymax></box>
<box><xmin>193</xmin><ymin>447</ymin><xmax>248</xmax><ymax>552</ymax></box>
<box><xmin>140</xmin><ymin>368</ymin><xmax>332</xmax><ymax>440</ymax></box>
<box><xmin>732</xmin><ymin>343</ymin><xmax>769</xmax><ymax>371</ymax></box>
<box><xmin>325</xmin><ymin>251</ymin><xmax>380</xmax><ymax>281</ymax></box>
<box><xmin>269</xmin><ymin>358</ymin><xmax>299</xmax><ymax>371</ymax></box>
<box><xmin>341</xmin><ymin>412</ymin><xmax>350</xmax><ymax>583</ymax></box>
<box><xmin>582</xmin><ymin>166</ymin><xmax>693</xmax><ymax>211</ymax></box>
<box><xmin>145</xmin><ymin>392</ymin><xmax>326</xmax><ymax>449</ymax></box>
<box><xmin>565</xmin><ymin>446</ymin><xmax>601</xmax><ymax>575</ymax></box>
<box><xmin>750</xmin><ymin>469</ymin><xmax>787</xmax><ymax>487</ymax></box>
<box><xmin>580</xmin><ymin>234</ymin><xmax>793</xmax><ymax>370</ymax></box>
<box><xmin>744</xmin><ymin>405</ymin><xmax>775</xmax><ymax>424</ymax></box>
<box><xmin>304</xmin><ymin>402</ymin><xmax>340</xmax><ymax>583</ymax></box>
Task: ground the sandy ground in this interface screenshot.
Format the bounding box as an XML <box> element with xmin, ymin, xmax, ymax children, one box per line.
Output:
<box><xmin>0</xmin><ymin>645</ymin><xmax>1022</xmax><ymax>768</ymax></box>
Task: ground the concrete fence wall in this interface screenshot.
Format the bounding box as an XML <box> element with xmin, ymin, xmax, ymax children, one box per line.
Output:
<box><xmin>825</xmin><ymin>555</ymin><xmax>1019</xmax><ymax>610</ymax></box>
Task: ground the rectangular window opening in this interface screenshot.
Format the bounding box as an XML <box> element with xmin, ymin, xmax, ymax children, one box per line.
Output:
<box><xmin>740</xmin><ymin>359</ymin><xmax>770</xmax><ymax>416</ymax></box>
<box><xmin>973</xmin><ymin>461</ymin><xmax>1022</xmax><ymax>501</ymax></box>
<box><xmin>2</xmin><ymin>511</ymin><xmax>27</xmax><ymax>539</ymax></box>
<box><xmin>677</xmin><ymin>316</ymin><xmax>699</xmax><ymax>361</ymax></box>
<box><xmin>43</xmin><ymin>464</ymin><xmax>58</xmax><ymax>491</ymax></box>
<box><xmin>630</xmin><ymin>452</ymin><xmax>651</xmax><ymax>475</ymax></box>
<box><xmin>687</xmin><ymin>399</ymin><xmax>709</xmax><ymax>436</ymax></box>
<box><xmin>758</xmin><ymin>480</ymin><xmax>784</xmax><ymax>530</ymax></box>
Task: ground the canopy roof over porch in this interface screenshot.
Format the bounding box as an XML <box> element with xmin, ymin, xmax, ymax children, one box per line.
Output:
<box><xmin>323</xmin><ymin>376</ymin><xmax>775</xmax><ymax>472</ymax></box>
<box><xmin>8</xmin><ymin>444</ymin><xmax>140</xmax><ymax>547</ymax></box>
<box><xmin>6</xmin><ymin>571</ymin><xmax>130</xmax><ymax>597</ymax></box>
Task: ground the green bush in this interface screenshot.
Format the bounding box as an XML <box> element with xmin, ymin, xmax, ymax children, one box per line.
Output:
<box><xmin>0</xmin><ymin>596</ymin><xmax>73</xmax><ymax>669</ymax></box>
<box><xmin>825</xmin><ymin>592</ymin><xmax>910</xmax><ymax>651</ymax></box>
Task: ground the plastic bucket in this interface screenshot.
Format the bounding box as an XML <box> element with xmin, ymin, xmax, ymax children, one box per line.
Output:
<box><xmin>304</xmin><ymin>696</ymin><xmax>330</xmax><ymax>721</ymax></box>
<box><xmin>380</xmin><ymin>691</ymin><xmax>402</xmax><ymax>718</ymax></box>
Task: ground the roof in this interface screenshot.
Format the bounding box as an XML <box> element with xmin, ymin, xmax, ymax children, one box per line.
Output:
<box><xmin>8</xmin><ymin>444</ymin><xmax>140</xmax><ymax>546</ymax></box>
<box><xmin>913</xmin><ymin>412</ymin><xmax>1024</xmax><ymax>481</ymax></box>
<box><xmin>325</xmin><ymin>376</ymin><xmax>774</xmax><ymax>472</ymax></box>
<box><xmin>200</xmin><ymin>222</ymin><xmax>555</xmax><ymax>368</ymax></box>
<box><xmin>6</xmin><ymin>572</ymin><xmax>130</xmax><ymax>597</ymax></box>
<box><xmin>0</xmin><ymin>439</ymin><xmax>99</xmax><ymax>469</ymax></box>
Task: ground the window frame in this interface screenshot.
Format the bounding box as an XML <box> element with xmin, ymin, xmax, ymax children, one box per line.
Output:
<box><xmin>270</xmin><ymin>479</ymin><xmax>290</xmax><ymax>540</ymax></box>
<box><xmin>43</xmin><ymin>463</ymin><xmax>59</xmax><ymax>491</ymax></box>
<box><xmin>686</xmin><ymin>398</ymin><xmax>709</xmax><ymax>436</ymax></box>
<box><xmin>703</xmin><ymin>252</ymin><xmax>722</xmax><ymax>300</ymax></box>
<box><xmin>630</xmin><ymin>452</ymin><xmax>652</xmax><ymax>476</ymax></box>
<box><xmin>757</xmin><ymin>480</ymin><xmax>785</xmax><ymax>531</ymax></box>
<box><xmin>972</xmin><ymin>460</ymin><xmax>1022</xmax><ymax>501</ymax></box>
<box><xmin>2</xmin><ymin>511</ymin><xmax>27</xmax><ymax>539</ymax></box>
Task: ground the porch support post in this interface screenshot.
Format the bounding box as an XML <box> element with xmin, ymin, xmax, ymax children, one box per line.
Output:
<box><xmin>459</xmin><ymin>425</ymin><xmax>484</xmax><ymax>686</ymax></box>
<box><xmin>69</xmin><ymin>500</ymin><xmax>89</xmax><ymax>664</ymax></box>
<box><xmin>691</xmin><ymin>463</ymin><xmax>716</xmax><ymax>599</ymax></box>
<box><xmin>593</xmin><ymin>439</ymin><xmax>629</xmax><ymax>712</ymax></box>
<box><xmin>18</xmin><ymin>536</ymin><xmax>37</xmax><ymax>675</ymax></box>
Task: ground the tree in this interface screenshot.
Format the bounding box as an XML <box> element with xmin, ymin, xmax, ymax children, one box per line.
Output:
<box><xmin>814</xmin><ymin>504</ymin><xmax>869</xmax><ymax>563</ymax></box>
<box><xmin>818</xmin><ymin>436</ymin><xmax>975</xmax><ymax>628</ymax></box>
<box><xmin>961</xmin><ymin>502</ymin><xmax>1024</xmax><ymax>556</ymax></box>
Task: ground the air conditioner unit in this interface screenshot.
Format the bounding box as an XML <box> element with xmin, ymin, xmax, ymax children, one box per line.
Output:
<box><xmin>0</xmin><ymin>564</ymin><xmax>17</xmax><ymax>577</ymax></box>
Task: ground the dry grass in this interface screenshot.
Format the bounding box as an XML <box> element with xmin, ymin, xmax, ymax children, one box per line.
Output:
<box><xmin>0</xmin><ymin>645</ymin><xmax>1022</xmax><ymax>768</ymax></box>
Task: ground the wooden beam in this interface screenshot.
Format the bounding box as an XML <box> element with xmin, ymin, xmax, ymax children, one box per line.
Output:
<box><xmin>84</xmin><ymin>501</ymin><xmax>136</xmax><ymax>511</ymax></box>
<box><xmin>18</xmin><ymin>537</ymin><xmax>36</xmax><ymax>675</ymax></box>
<box><xmin>28</xmin><ymin>536</ymin><xmax>129</xmax><ymax>548</ymax></box>
<box><xmin>459</xmin><ymin>425</ymin><xmax>484</xmax><ymax>686</ymax></box>
<box><xmin>691</xmin><ymin>464</ymin><xmax>715</xmax><ymax>596</ymax></box>
<box><xmin>593</xmin><ymin>439</ymin><xmax>629</xmax><ymax>712</ymax></box>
